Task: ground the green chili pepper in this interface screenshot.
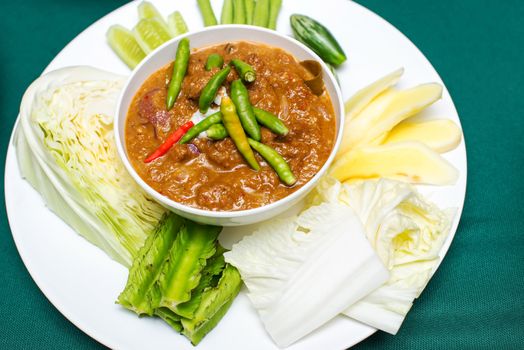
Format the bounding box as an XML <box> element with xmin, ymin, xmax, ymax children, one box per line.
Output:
<box><xmin>179</xmin><ymin>112</ymin><xmax>222</xmax><ymax>144</ymax></box>
<box><xmin>206</xmin><ymin>124</ymin><xmax>229</xmax><ymax>140</ymax></box>
<box><xmin>197</xmin><ymin>0</ymin><xmax>218</xmax><ymax>26</ymax></box>
<box><xmin>230</xmin><ymin>59</ymin><xmax>256</xmax><ymax>83</ymax></box>
<box><xmin>230</xmin><ymin>79</ymin><xmax>261</xmax><ymax>141</ymax></box>
<box><xmin>221</xmin><ymin>97</ymin><xmax>260</xmax><ymax>170</ymax></box>
<box><xmin>253</xmin><ymin>107</ymin><xmax>289</xmax><ymax>136</ymax></box>
<box><xmin>205</xmin><ymin>54</ymin><xmax>224</xmax><ymax>71</ymax></box>
<box><xmin>247</xmin><ymin>138</ymin><xmax>296</xmax><ymax>186</ymax></box>
<box><xmin>252</xmin><ymin>0</ymin><xmax>269</xmax><ymax>27</ymax></box>
<box><xmin>199</xmin><ymin>66</ymin><xmax>231</xmax><ymax>113</ymax></box>
<box><xmin>166</xmin><ymin>38</ymin><xmax>190</xmax><ymax>110</ymax></box>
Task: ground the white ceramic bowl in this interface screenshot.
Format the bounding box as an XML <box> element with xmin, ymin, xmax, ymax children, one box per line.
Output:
<box><xmin>115</xmin><ymin>25</ymin><xmax>344</xmax><ymax>226</ymax></box>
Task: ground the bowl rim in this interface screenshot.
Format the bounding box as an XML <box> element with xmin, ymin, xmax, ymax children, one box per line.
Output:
<box><xmin>114</xmin><ymin>24</ymin><xmax>345</xmax><ymax>219</ymax></box>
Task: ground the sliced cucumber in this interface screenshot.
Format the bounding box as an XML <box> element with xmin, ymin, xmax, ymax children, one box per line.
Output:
<box><xmin>106</xmin><ymin>25</ymin><xmax>146</xmax><ymax>69</ymax></box>
<box><xmin>133</xmin><ymin>18</ymin><xmax>172</xmax><ymax>54</ymax></box>
<box><xmin>138</xmin><ymin>1</ymin><xmax>171</xmax><ymax>36</ymax></box>
<box><xmin>168</xmin><ymin>11</ymin><xmax>189</xmax><ymax>36</ymax></box>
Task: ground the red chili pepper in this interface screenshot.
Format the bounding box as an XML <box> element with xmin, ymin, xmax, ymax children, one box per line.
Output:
<box><xmin>144</xmin><ymin>121</ymin><xmax>194</xmax><ymax>163</ymax></box>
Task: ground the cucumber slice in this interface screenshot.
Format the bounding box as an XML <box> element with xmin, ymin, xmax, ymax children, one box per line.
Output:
<box><xmin>133</xmin><ymin>18</ymin><xmax>172</xmax><ymax>54</ymax></box>
<box><xmin>106</xmin><ymin>25</ymin><xmax>146</xmax><ymax>69</ymax></box>
<box><xmin>168</xmin><ymin>11</ymin><xmax>189</xmax><ymax>36</ymax></box>
<box><xmin>138</xmin><ymin>1</ymin><xmax>172</xmax><ymax>36</ymax></box>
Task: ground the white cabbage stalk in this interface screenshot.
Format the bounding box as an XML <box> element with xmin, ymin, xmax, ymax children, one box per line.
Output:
<box><xmin>16</xmin><ymin>66</ymin><xmax>166</xmax><ymax>267</ymax></box>
<box><xmin>308</xmin><ymin>178</ymin><xmax>453</xmax><ymax>334</ymax></box>
<box><xmin>224</xmin><ymin>202</ymin><xmax>389</xmax><ymax>347</ymax></box>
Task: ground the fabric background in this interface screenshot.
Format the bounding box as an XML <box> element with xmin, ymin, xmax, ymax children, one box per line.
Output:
<box><xmin>1</xmin><ymin>0</ymin><xmax>523</xmax><ymax>349</ymax></box>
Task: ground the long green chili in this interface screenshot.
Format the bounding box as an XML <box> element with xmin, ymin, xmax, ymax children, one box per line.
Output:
<box><xmin>253</xmin><ymin>107</ymin><xmax>289</xmax><ymax>136</ymax></box>
<box><xmin>205</xmin><ymin>54</ymin><xmax>224</xmax><ymax>70</ymax></box>
<box><xmin>166</xmin><ymin>38</ymin><xmax>190</xmax><ymax>110</ymax></box>
<box><xmin>206</xmin><ymin>124</ymin><xmax>229</xmax><ymax>140</ymax></box>
<box><xmin>199</xmin><ymin>66</ymin><xmax>231</xmax><ymax>113</ymax></box>
<box><xmin>221</xmin><ymin>97</ymin><xmax>260</xmax><ymax>170</ymax></box>
<box><xmin>230</xmin><ymin>59</ymin><xmax>256</xmax><ymax>83</ymax></box>
<box><xmin>230</xmin><ymin>79</ymin><xmax>261</xmax><ymax>141</ymax></box>
<box><xmin>179</xmin><ymin>112</ymin><xmax>222</xmax><ymax>144</ymax></box>
<box><xmin>247</xmin><ymin>138</ymin><xmax>296</xmax><ymax>186</ymax></box>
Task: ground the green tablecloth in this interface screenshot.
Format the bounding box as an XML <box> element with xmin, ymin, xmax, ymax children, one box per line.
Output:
<box><xmin>1</xmin><ymin>1</ymin><xmax>522</xmax><ymax>349</ymax></box>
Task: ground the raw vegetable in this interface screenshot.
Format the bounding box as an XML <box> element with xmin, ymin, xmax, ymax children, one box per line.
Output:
<box><xmin>233</xmin><ymin>0</ymin><xmax>246</xmax><ymax>24</ymax></box>
<box><xmin>199</xmin><ymin>66</ymin><xmax>231</xmax><ymax>113</ymax></box>
<box><xmin>197</xmin><ymin>0</ymin><xmax>218</xmax><ymax>26</ymax></box>
<box><xmin>106</xmin><ymin>25</ymin><xmax>146</xmax><ymax>69</ymax></box>
<box><xmin>230</xmin><ymin>58</ymin><xmax>256</xmax><ymax>82</ymax></box>
<box><xmin>133</xmin><ymin>18</ymin><xmax>172</xmax><ymax>54</ymax></box>
<box><xmin>144</xmin><ymin>121</ymin><xmax>194</xmax><ymax>163</ymax></box>
<box><xmin>16</xmin><ymin>67</ymin><xmax>166</xmax><ymax>266</ymax></box>
<box><xmin>166</xmin><ymin>38</ymin><xmax>190</xmax><ymax>110</ymax></box>
<box><xmin>220</xmin><ymin>97</ymin><xmax>260</xmax><ymax>170</ymax></box>
<box><xmin>245</xmin><ymin>0</ymin><xmax>255</xmax><ymax>25</ymax></box>
<box><xmin>268</xmin><ymin>0</ymin><xmax>282</xmax><ymax>29</ymax></box>
<box><xmin>180</xmin><ymin>112</ymin><xmax>223</xmax><ymax>144</ymax></box>
<box><xmin>252</xmin><ymin>0</ymin><xmax>269</xmax><ymax>27</ymax></box>
<box><xmin>205</xmin><ymin>53</ymin><xmax>224</xmax><ymax>70</ymax></box>
<box><xmin>207</xmin><ymin>123</ymin><xmax>229</xmax><ymax>140</ymax></box>
<box><xmin>290</xmin><ymin>14</ymin><xmax>346</xmax><ymax>66</ymax></box>
<box><xmin>307</xmin><ymin>178</ymin><xmax>453</xmax><ymax>335</ymax></box>
<box><xmin>220</xmin><ymin>0</ymin><xmax>234</xmax><ymax>24</ymax></box>
<box><xmin>230</xmin><ymin>79</ymin><xmax>261</xmax><ymax>140</ymax></box>
<box><xmin>248</xmin><ymin>138</ymin><xmax>296</xmax><ymax>186</ymax></box>
<box><xmin>118</xmin><ymin>213</ymin><xmax>242</xmax><ymax>345</ymax></box>
<box><xmin>330</xmin><ymin>141</ymin><xmax>459</xmax><ymax>185</ymax></box>
<box><xmin>253</xmin><ymin>107</ymin><xmax>288</xmax><ymax>136</ymax></box>
<box><xmin>225</xmin><ymin>201</ymin><xmax>389</xmax><ymax>347</ymax></box>
<box><xmin>137</xmin><ymin>1</ymin><xmax>170</xmax><ymax>34</ymax></box>
<box><xmin>382</xmin><ymin>119</ymin><xmax>462</xmax><ymax>153</ymax></box>
<box><xmin>168</xmin><ymin>11</ymin><xmax>189</xmax><ymax>36</ymax></box>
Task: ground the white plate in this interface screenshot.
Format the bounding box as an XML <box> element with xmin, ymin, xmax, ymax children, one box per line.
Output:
<box><xmin>4</xmin><ymin>0</ymin><xmax>467</xmax><ymax>349</ymax></box>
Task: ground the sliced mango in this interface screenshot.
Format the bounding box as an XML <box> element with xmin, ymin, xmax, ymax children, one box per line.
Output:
<box><xmin>344</xmin><ymin>67</ymin><xmax>404</xmax><ymax>120</ymax></box>
<box><xmin>330</xmin><ymin>141</ymin><xmax>459</xmax><ymax>185</ymax></box>
<box><xmin>339</xmin><ymin>83</ymin><xmax>443</xmax><ymax>156</ymax></box>
<box><xmin>383</xmin><ymin>119</ymin><xmax>462</xmax><ymax>153</ymax></box>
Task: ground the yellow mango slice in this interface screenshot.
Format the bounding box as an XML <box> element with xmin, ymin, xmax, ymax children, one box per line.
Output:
<box><xmin>344</xmin><ymin>67</ymin><xmax>404</xmax><ymax>120</ymax></box>
<box><xmin>338</xmin><ymin>83</ymin><xmax>443</xmax><ymax>157</ymax></box>
<box><xmin>330</xmin><ymin>141</ymin><xmax>459</xmax><ymax>185</ymax></box>
<box><xmin>383</xmin><ymin>119</ymin><xmax>462</xmax><ymax>153</ymax></box>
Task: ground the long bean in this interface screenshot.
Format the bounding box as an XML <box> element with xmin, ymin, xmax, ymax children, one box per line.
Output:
<box><xmin>230</xmin><ymin>59</ymin><xmax>256</xmax><ymax>83</ymax></box>
<box><xmin>197</xmin><ymin>0</ymin><xmax>218</xmax><ymax>26</ymax></box>
<box><xmin>253</xmin><ymin>107</ymin><xmax>289</xmax><ymax>136</ymax></box>
<box><xmin>247</xmin><ymin>138</ymin><xmax>297</xmax><ymax>186</ymax></box>
<box><xmin>166</xmin><ymin>38</ymin><xmax>190</xmax><ymax>110</ymax></box>
<box><xmin>245</xmin><ymin>0</ymin><xmax>255</xmax><ymax>25</ymax></box>
<box><xmin>268</xmin><ymin>0</ymin><xmax>282</xmax><ymax>30</ymax></box>
<box><xmin>230</xmin><ymin>79</ymin><xmax>261</xmax><ymax>141</ymax></box>
<box><xmin>252</xmin><ymin>0</ymin><xmax>269</xmax><ymax>27</ymax></box>
<box><xmin>233</xmin><ymin>0</ymin><xmax>246</xmax><ymax>24</ymax></box>
<box><xmin>199</xmin><ymin>66</ymin><xmax>231</xmax><ymax>113</ymax></box>
<box><xmin>221</xmin><ymin>97</ymin><xmax>260</xmax><ymax>170</ymax></box>
<box><xmin>179</xmin><ymin>112</ymin><xmax>222</xmax><ymax>144</ymax></box>
<box><xmin>220</xmin><ymin>0</ymin><xmax>234</xmax><ymax>24</ymax></box>
<box><xmin>207</xmin><ymin>124</ymin><xmax>229</xmax><ymax>140</ymax></box>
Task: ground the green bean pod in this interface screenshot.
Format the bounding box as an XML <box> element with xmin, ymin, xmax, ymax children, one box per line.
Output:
<box><xmin>268</xmin><ymin>0</ymin><xmax>282</xmax><ymax>30</ymax></box>
<box><xmin>179</xmin><ymin>112</ymin><xmax>222</xmax><ymax>144</ymax></box>
<box><xmin>199</xmin><ymin>66</ymin><xmax>231</xmax><ymax>113</ymax></box>
<box><xmin>230</xmin><ymin>79</ymin><xmax>261</xmax><ymax>141</ymax></box>
<box><xmin>205</xmin><ymin>54</ymin><xmax>224</xmax><ymax>71</ymax></box>
<box><xmin>197</xmin><ymin>0</ymin><xmax>218</xmax><ymax>26</ymax></box>
<box><xmin>253</xmin><ymin>107</ymin><xmax>289</xmax><ymax>136</ymax></box>
<box><xmin>247</xmin><ymin>138</ymin><xmax>296</xmax><ymax>186</ymax></box>
<box><xmin>245</xmin><ymin>0</ymin><xmax>255</xmax><ymax>25</ymax></box>
<box><xmin>230</xmin><ymin>59</ymin><xmax>256</xmax><ymax>83</ymax></box>
<box><xmin>166</xmin><ymin>38</ymin><xmax>190</xmax><ymax>110</ymax></box>
<box><xmin>252</xmin><ymin>0</ymin><xmax>269</xmax><ymax>27</ymax></box>
<box><xmin>233</xmin><ymin>0</ymin><xmax>246</xmax><ymax>24</ymax></box>
<box><xmin>206</xmin><ymin>124</ymin><xmax>229</xmax><ymax>140</ymax></box>
<box><xmin>220</xmin><ymin>0</ymin><xmax>234</xmax><ymax>24</ymax></box>
<box><xmin>221</xmin><ymin>97</ymin><xmax>260</xmax><ymax>170</ymax></box>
